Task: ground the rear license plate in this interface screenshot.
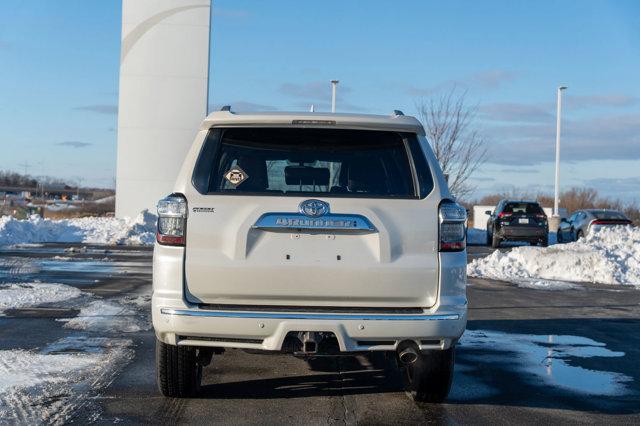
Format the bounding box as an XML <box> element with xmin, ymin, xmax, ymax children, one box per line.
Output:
<box><xmin>518</xmin><ymin>218</ymin><xmax>529</xmax><ymax>224</ymax></box>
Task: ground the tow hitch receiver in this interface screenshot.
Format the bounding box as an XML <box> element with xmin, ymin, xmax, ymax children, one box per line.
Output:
<box><xmin>285</xmin><ymin>331</ymin><xmax>340</xmax><ymax>356</ymax></box>
<box><xmin>301</xmin><ymin>331</ymin><xmax>318</xmax><ymax>354</ymax></box>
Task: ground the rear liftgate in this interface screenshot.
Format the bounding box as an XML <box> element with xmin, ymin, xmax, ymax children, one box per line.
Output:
<box><xmin>183</xmin><ymin>195</ymin><xmax>440</xmax><ymax>309</ymax></box>
<box><xmin>253</xmin><ymin>200</ymin><xmax>375</xmax><ymax>355</ymax></box>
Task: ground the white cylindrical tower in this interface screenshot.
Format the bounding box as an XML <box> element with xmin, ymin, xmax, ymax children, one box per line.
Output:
<box><xmin>116</xmin><ymin>0</ymin><xmax>211</xmax><ymax>218</ymax></box>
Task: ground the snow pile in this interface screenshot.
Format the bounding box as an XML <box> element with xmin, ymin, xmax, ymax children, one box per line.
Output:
<box><xmin>0</xmin><ymin>282</ymin><xmax>82</xmax><ymax>313</ymax></box>
<box><xmin>467</xmin><ymin>226</ymin><xmax>640</xmax><ymax>287</ymax></box>
<box><xmin>0</xmin><ymin>210</ymin><xmax>156</xmax><ymax>246</ymax></box>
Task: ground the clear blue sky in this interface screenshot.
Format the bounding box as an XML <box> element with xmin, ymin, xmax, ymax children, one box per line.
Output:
<box><xmin>1</xmin><ymin>0</ymin><xmax>638</xmax><ymax>202</ymax></box>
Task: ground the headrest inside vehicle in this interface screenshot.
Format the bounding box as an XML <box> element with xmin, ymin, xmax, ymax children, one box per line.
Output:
<box><xmin>285</xmin><ymin>166</ymin><xmax>330</xmax><ymax>186</ymax></box>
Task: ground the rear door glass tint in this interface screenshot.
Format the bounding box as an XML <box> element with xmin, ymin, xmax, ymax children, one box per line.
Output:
<box><xmin>193</xmin><ymin>128</ymin><xmax>433</xmax><ymax>199</ymax></box>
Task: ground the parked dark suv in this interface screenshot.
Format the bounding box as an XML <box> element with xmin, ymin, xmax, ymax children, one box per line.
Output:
<box><xmin>486</xmin><ymin>200</ymin><xmax>548</xmax><ymax>248</ymax></box>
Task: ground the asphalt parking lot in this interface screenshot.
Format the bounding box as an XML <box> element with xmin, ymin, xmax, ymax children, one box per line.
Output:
<box><xmin>1</xmin><ymin>244</ymin><xmax>639</xmax><ymax>424</ymax></box>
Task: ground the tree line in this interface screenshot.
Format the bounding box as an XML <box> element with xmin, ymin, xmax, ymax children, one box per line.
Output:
<box><xmin>0</xmin><ymin>170</ymin><xmax>71</xmax><ymax>189</ymax></box>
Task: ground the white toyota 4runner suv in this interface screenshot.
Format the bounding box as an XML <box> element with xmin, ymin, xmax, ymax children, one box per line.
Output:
<box><xmin>152</xmin><ymin>108</ymin><xmax>467</xmax><ymax>402</ymax></box>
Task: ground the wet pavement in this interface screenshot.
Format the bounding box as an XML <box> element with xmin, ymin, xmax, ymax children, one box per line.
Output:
<box><xmin>0</xmin><ymin>244</ymin><xmax>639</xmax><ymax>424</ymax></box>
<box><xmin>0</xmin><ymin>244</ymin><xmax>150</xmax><ymax>287</ymax></box>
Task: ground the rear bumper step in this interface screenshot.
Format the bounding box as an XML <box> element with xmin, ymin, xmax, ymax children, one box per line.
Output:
<box><xmin>197</xmin><ymin>304</ymin><xmax>424</xmax><ymax>314</ymax></box>
<box><xmin>161</xmin><ymin>308</ymin><xmax>459</xmax><ymax>321</ymax></box>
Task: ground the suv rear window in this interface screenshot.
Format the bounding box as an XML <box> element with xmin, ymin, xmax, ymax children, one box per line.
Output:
<box><xmin>192</xmin><ymin>128</ymin><xmax>433</xmax><ymax>198</ymax></box>
<box><xmin>503</xmin><ymin>202</ymin><xmax>545</xmax><ymax>215</ymax></box>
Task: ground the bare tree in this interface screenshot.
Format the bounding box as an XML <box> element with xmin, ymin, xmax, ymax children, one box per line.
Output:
<box><xmin>416</xmin><ymin>89</ymin><xmax>487</xmax><ymax>199</ymax></box>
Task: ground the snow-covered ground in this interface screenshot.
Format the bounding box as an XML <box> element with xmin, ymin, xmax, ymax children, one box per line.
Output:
<box><xmin>0</xmin><ymin>222</ymin><xmax>153</xmax><ymax>423</ymax></box>
<box><xmin>0</xmin><ymin>210</ymin><xmax>156</xmax><ymax>245</ymax></box>
<box><xmin>0</xmin><ymin>337</ymin><xmax>133</xmax><ymax>424</ymax></box>
<box><xmin>468</xmin><ymin>226</ymin><xmax>640</xmax><ymax>288</ymax></box>
<box><xmin>0</xmin><ymin>242</ymin><xmax>151</xmax><ymax>422</ymax></box>
<box><xmin>0</xmin><ymin>280</ymin><xmax>150</xmax><ymax>422</ymax></box>
<box><xmin>0</xmin><ymin>282</ymin><xmax>82</xmax><ymax>313</ymax></box>
<box><xmin>59</xmin><ymin>299</ymin><xmax>148</xmax><ymax>333</ymax></box>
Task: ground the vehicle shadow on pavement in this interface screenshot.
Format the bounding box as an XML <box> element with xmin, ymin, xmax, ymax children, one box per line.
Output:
<box><xmin>450</xmin><ymin>318</ymin><xmax>640</xmax><ymax>415</ymax></box>
<box><xmin>199</xmin><ymin>352</ymin><xmax>406</xmax><ymax>399</ymax></box>
<box><xmin>195</xmin><ymin>318</ymin><xmax>639</xmax><ymax>416</ymax></box>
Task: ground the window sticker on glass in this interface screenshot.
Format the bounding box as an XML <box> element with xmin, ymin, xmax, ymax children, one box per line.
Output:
<box><xmin>224</xmin><ymin>166</ymin><xmax>249</xmax><ymax>186</ymax></box>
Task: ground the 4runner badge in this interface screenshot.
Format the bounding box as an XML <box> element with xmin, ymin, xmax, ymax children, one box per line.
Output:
<box><xmin>192</xmin><ymin>207</ymin><xmax>215</xmax><ymax>213</ymax></box>
<box><xmin>224</xmin><ymin>166</ymin><xmax>248</xmax><ymax>186</ymax></box>
<box><xmin>299</xmin><ymin>199</ymin><xmax>329</xmax><ymax>218</ymax></box>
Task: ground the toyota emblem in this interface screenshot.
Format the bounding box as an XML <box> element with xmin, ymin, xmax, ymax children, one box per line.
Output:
<box><xmin>299</xmin><ymin>199</ymin><xmax>330</xmax><ymax>218</ymax></box>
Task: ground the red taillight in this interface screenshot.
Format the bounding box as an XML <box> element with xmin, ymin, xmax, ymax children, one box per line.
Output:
<box><xmin>591</xmin><ymin>220</ymin><xmax>630</xmax><ymax>225</ymax></box>
<box><xmin>156</xmin><ymin>232</ymin><xmax>185</xmax><ymax>246</ymax></box>
<box><xmin>498</xmin><ymin>212</ymin><xmax>512</xmax><ymax>218</ymax></box>
<box><xmin>439</xmin><ymin>201</ymin><xmax>467</xmax><ymax>252</ymax></box>
<box><xmin>156</xmin><ymin>194</ymin><xmax>187</xmax><ymax>246</ymax></box>
<box><xmin>440</xmin><ymin>241</ymin><xmax>465</xmax><ymax>251</ymax></box>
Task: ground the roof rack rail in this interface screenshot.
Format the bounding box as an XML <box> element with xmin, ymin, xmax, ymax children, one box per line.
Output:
<box><xmin>392</xmin><ymin>110</ymin><xmax>404</xmax><ymax>116</ymax></box>
<box><xmin>220</xmin><ymin>105</ymin><xmax>232</xmax><ymax>112</ymax></box>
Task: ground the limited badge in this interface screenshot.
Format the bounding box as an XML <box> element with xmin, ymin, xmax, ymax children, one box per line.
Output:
<box><xmin>224</xmin><ymin>166</ymin><xmax>249</xmax><ymax>186</ymax></box>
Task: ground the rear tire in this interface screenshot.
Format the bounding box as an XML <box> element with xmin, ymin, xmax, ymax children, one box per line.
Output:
<box><xmin>491</xmin><ymin>234</ymin><xmax>501</xmax><ymax>248</ymax></box>
<box><xmin>540</xmin><ymin>236</ymin><xmax>548</xmax><ymax>247</ymax></box>
<box><xmin>576</xmin><ymin>230</ymin><xmax>584</xmax><ymax>241</ymax></box>
<box><xmin>486</xmin><ymin>230</ymin><xmax>492</xmax><ymax>246</ymax></box>
<box><xmin>156</xmin><ymin>338</ymin><xmax>202</xmax><ymax>398</ymax></box>
<box><xmin>403</xmin><ymin>347</ymin><xmax>455</xmax><ymax>403</ymax></box>
<box><xmin>556</xmin><ymin>230</ymin><xmax>563</xmax><ymax>243</ymax></box>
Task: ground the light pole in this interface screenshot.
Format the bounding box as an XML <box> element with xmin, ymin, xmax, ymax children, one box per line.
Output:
<box><xmin>553</xmin><ymin>86</ymin><xmax>567</xmax><ymax>217</ymax></box>
<box><xmin>330</xmin><ymin>80</ymin><xmax>339</xmax><ymax>113</ymax></box>
<box><xmin>76</xmin><ymin>177</ymin><xmax>84</xmax><ymax>199</ymax></box>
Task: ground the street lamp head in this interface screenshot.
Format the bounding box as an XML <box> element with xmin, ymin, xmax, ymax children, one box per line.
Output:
<box><xmin>558</xmin><ymin>86</ymin><xmax>568</xmax><ymax>91</ymax></box>
<box><xmin>330</xmin><ymin>80</ymin><xmax>339</xmax><ymax>84</ymax></box>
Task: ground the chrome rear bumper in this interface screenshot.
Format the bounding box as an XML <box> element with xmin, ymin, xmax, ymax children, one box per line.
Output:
<box><xmin>160</xmin><ymin>308</ymin><xmax>460</xmax><ymax>322</ymax></box>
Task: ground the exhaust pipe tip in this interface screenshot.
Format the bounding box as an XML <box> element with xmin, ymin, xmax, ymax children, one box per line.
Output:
<box><xmin>399</xmin><ymin>348</ymin><xmax>419</xmax><ymax>364</ymax></box>
<box><xmin>397</xmin><ymin>341</ymin><xmax>420</xmax><ymax>365</ymax></box>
